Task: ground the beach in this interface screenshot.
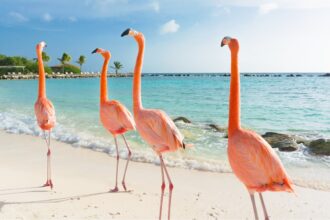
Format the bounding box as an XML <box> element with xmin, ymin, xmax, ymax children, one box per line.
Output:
<box><xmin>1</xmin><ymin>130</ymin><xmax>330</xmax><ymax>219</ymax></box>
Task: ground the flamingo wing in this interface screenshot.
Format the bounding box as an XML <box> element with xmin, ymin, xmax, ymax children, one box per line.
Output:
<box><xmin>228</xmin><ymin>129</ymin><xmax>293</xmax><ymax>192</ymax></box>
<box><xmin>137</xmin><ymin>109</ymin><xmax>184</xmax><ymax>152</ymax></box>
<box><xmin>100</xmin><ymin>100</ymin><xmax>135</xmax><ymax>133</ymax></box>
<box><xmin>34</xmin><ymin>98</ymin><xmax>56</xmax><ymax>130</ymax></box>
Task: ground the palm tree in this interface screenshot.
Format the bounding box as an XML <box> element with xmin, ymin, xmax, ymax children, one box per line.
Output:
<box><xmin>57</xmin><ymin>53</ymin><xmax>71</xmax><ymax>74</ymax></box>
<box><xmin>76</xmin><ymin>55</ymin><xmax>86</xmax><ymax>73</ymax></box>
<box><xmin>111</xmin><ymin>61</ymin><xmax>123</xmax><ymax>75</ymax></box>
<box><xmin>34</xmin><ymin>51</ymin><xmax>50</xmax><ymax>63</ymax></box>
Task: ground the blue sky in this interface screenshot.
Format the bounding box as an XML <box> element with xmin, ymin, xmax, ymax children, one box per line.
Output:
<box><xmin>0</xmin><ymin>0</ymin><xmax>330</xmax><ymax>73</ymax></box>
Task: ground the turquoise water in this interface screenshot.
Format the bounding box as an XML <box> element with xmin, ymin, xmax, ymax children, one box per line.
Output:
<box><xmin>0</xmin><ymin>75</ymin><xmax>330</xmax><ymax>189</ymax></box>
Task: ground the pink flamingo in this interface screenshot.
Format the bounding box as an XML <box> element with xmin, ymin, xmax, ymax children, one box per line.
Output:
<box><xmin>34</xmin><ymin>41</ymin><xmax>56</xmax><ymax>189</ymax></box>
<box><xmin>121</xmin><ymin>28</ymin><xmax>186</xmax><ymax>220</ymax></box>
<box><xmin>92</xmin><ymin>48</ymin><xmax>135</xmax><ymax>192</ymax></box>
<box><xmin>221</xmin><ymin>36</ymin><xmax>294</xmax><ymax>220</ymax></box>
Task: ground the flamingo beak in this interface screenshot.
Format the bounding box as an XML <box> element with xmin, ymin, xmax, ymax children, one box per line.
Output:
<box><xmin>91</xmin><ymin>48</ymin><xmax>99</xmax><ymax>54</ymax></box>
<box><xmin>121</xmin><ymin>28</ymin><xmax>131</xmax><ymax>37</ymax></box>
<box><xmin>221</xmin><ymin>36</ymin><xmax>232</xmax><ymax>47</ymax></box>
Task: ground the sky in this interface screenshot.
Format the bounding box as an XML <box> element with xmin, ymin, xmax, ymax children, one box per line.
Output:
<box><xmin>0</xmin><ymin>0</ymin><xmax>330</xmax><ymax>73</ymax></box>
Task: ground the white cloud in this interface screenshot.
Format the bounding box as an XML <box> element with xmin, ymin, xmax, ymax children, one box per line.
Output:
<box><xmin>160</xmin><ymin>19</ymin><xmax>180</xmax><ymax>35</ymax></box>
<box><xmin>42</xmin><ymin>13</ymin><xmax>53</xmax><ymax>22</ymax></box>
<box><xmin>68</xmin><ymin>16</ymin><xmax>77</xmax><ymax>22</ymax></box>
<box><xmin>9</xmin><ymin>11</ymin><xmax>28</xmax><ymax>22</ymax></box>
<box><xmin>214</xmin><ymin>0</ymin><xmax>330</xmax><ymax>9</ymax></box>
<box><xmin>150</xmin><ymin>1</ymin><xmax>160</xmax><ymax>12</ymax></box>
<box><xmin>259</xmin><ymin>3</ymin><xmax>278</xmax><ymax>14</ymax></box>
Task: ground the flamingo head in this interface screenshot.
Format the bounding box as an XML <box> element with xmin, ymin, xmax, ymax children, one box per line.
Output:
<box><xmin>36</xmin><ymin>41</ymin><xmax>47</xmax><ymax>51</ymax></box>
<box><xmin>121</xmin><ymin>28</ymin><xmax>144</xmax><ymax>42</ymax></box>
<box><xmin>92</xmin><ymin>48</ymin><xmax>111</xmax><ymax>59</ymax></box>
<box><xmin>221</xmin><ymin>36</ymin><xmax>239</xmax><ymax>53</ymax></box>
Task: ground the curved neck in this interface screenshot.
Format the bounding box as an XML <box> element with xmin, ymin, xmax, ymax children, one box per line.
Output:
<box><xmin>100</xmin><ymin>57</ymin><xmax>110</xmax><ymax>102</ymax></box>
<box><xmin>133</xmin><ymin>38</ymin><xmax>144</xmax><ymax>114</ymax></box>
<box><xmin>228</xmin><ymin>51</ymin><xmax>241</xmax><ymax>136</ymax></box>
<box><xmin>37</xmin><ymin>49</ymin><xmax>46</xmax><ymax>98</ymax></box>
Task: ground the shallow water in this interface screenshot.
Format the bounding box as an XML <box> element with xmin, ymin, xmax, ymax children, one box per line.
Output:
<box><xmin>0</xmin><ymin>75</ymin><xmax>330</xmax><ymax>190</ymax></box>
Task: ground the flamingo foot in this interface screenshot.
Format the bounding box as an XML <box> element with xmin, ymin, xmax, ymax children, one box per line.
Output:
<box><xmin>110</xmin><ymin>186</ymin><xmax>119</xmax><ymax>193</ymax></box>
<box><xmin>43</xmin><ymin>180</ymin><xmax>53</xmax><ymax>189</ymax></box>
<box><xmin>122</xmin><ymin>181</ymin><xmax>127</xmax><ymax>191</ymax></box>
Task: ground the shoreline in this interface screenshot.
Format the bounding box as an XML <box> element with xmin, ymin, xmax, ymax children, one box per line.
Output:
<box><xmin>1</xmin><ymin>72</ymin><xmax>329</xmax><ymax>80</ymax></box>
<box><xmin>1</xmin><ymin>129</ymin><xmax>330</xmax><ymax>219</ymax></box>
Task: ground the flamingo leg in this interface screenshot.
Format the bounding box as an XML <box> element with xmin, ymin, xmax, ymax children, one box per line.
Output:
<box><xmin>110</xmin><ymin>137</ymin><xmax>119</xmax><ymax>192</ymax></box>
<box><xmin>159</xmin><ymin>155</ymin><xmax>165</xmax><ymax>220</ymax></box>
<box><xmin>259</xmin><ymin>193</ymin><xmax>270</xmax><ymax>220</ymax></box>
<box><xmin>250</xmin><ymin>193</ymin><xmax>259</xmax><ymax>220</ymax></box>
<box><xmin>160</xmin><ymin>155</ymin><xmax>173</xmax><ymax>220</ymax></box>
<box><xmin>121</xmin><ymin>134</ymin><xmax>132</xmax><ymax>191</ymax></box>
<box><xmin>43</xmin><ymin>131</ymin><xmax>53</xmax><ymax>189</ymax></box>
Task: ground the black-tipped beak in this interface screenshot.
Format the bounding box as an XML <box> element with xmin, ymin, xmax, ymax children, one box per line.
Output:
<box><xmin>221</xmin><ymin>41</ymin><xmax>225</xmax><ymax>47</ymax></box>
<box><xmin>91</xmin><ymin>48</ymin><xmax>98</xmax><ymax>54</ymax></box>
<box><xmin>121</xmin><ymin>28</ymin><xmax>131</xmax><ymax>37</ymax></box>
<box><xmin>44</xmin><ymin>44</ymin><xmax>47</xmax><ymax>48</ymax></box>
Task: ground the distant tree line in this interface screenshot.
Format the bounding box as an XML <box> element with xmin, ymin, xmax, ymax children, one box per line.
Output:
<box><xmin>0</xmin><ymin>52</ymin><xmax>86</xmax><ymax>75</ymax></box>
<box><xmin>0</xmin><ymin>52</ymin><xmax>126</xmax><ymax>75</ymax></box>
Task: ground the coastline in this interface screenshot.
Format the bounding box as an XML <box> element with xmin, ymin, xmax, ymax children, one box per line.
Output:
<box><xmin>1</xmin><ymin>129</ymin><xmax>330</xmax><ymax>219</ymax></box>
<box><xmin>1</xmin><ymin>72</ymin><xmax>329</xmax><ymax>80</ymax></box>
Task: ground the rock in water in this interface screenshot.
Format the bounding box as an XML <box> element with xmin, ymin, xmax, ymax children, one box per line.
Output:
<box><xmin>262</xmin><ymin>132</ymin><xmax>298</xmax><ymax>152</ymax></box>
<box><xmin>173</xmin><ymin>116</ymin><xmax>191</xmax><ymax>123</ymax></box>
<box><xmin>208</xmin><ymin>124</ymin><xmax>227</xmax><ymax>133</ymax></box>
<box><xmin>308</xmin><ymin>139</ymin><xmax>330</xmax><ymax>155</ymax></box>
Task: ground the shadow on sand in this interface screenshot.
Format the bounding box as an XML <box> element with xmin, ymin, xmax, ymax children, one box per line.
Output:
<box><xmin>0</xmin><ymin>186</ymin><xmax>133</xmax><ymax>212</ymax></box>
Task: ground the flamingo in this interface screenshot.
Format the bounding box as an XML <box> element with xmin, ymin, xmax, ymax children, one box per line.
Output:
<box><xmin>221</xmin><ymin>36</ymin><xmax>294</xmax><ymax>220</ymax></box>
<box><xmin>121</xmin><ymin>28</ymin><xmax>186</xmax><ymax>220</ymax></box>
<box><xmin>92</xmin><ymin>48</ymin><xmax>136</xmax><ymax>192</ymax></box>
<box><xmin>34</xmin><ymin>41</ymin><xmax>56</xmax><ymax>189</ymax></box>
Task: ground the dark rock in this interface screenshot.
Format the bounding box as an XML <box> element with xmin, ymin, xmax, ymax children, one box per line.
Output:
<box><xmin>294</xmin><ymin>136</ymin><xmax>311</xmax><ymax>146</ymax></box>
<box><xmin>173</xmin><ymin>116</ymin><xmax>191</xmax><ymax>123</ymax></box>
<box><xmin>208</xmin><ymin>124</ymin><xmax>227</xmax><ymax>133</ymax></box>
<box><xmin>262</xmin><ymin>132</ymin><xmax>298</xmax><ymax>152</ymax></box>
<box><xmin>307</xmin><ymin>139</ymin><xmax>330</xmax><ymax>155</ymax></box>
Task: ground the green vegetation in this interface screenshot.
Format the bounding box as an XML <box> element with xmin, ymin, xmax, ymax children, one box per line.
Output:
<box><xmin>76</xmin><ymin>55</ymin><xmax>86</xmax><ymax>72</ymax></box>
<box><xmin>57</xmin><ymin>53</ymin><xmax>72</xmax><ymax>74</ymax></box>
<box><xmin>111</xmin><ymin>61</ymin><xmax>123</xmax><ymax>75</ymax></box>
<box><xmin>0</xmin><ymin>54</ymin><xmax>51</xmax><ymax>75</ymax></box>
<box><xmin>51</xmin><ymin>64</ymin><xmax>80</xmax><ymax>74</ymax></box>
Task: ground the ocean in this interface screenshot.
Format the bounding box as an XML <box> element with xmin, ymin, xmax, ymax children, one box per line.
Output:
<box><xmin>0</xmin><ymin>74</ymin><xmax>330</xmax><ymax>190</ymax></box>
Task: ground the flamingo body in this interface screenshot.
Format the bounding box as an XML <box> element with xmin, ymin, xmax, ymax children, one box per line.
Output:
<box><xmin>221</xmin><ymin>36</ymin><xmax>293</xmax><ymax>219</ymax></box>
<box><xmin>228</xmin><ymin>128</ymin><xmax>293</xmax><ymax>193</ymax></box>
<box><xmin>34</xmin><ymin>97</ymin><xmax>56</xmax><ymax>131</ymax></box>
<box><xmin>135</xmin><ymin>109</ymin><xmax>184</xmax><ymax>154</ymax></box>
<box><xmin>100</xmin><ymin>100</ymin><xmax>135</xmax><ymax>136</ymax></box>
<box><xmin>34</xmin><ymin>41</ymin><xmax>55</xmax><ymax>189</ymax></box>
<box><xmin>122</xmin><ymin>28</ymin><xmax>184</xmax><ymax>219</ymax></box>
<box><xmin>92</xmin><ymin>48</ymin><xmax>135</xmax><ymax>192</ymax></box>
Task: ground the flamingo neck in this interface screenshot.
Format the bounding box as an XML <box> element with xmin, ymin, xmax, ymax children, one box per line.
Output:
<box><xmin>100</xmin><ymin>57</ymin><xmax>110</xmax><ymax>103</ymax></box>
<box><xmin>37</xmin><ymin>49</ymin><xmax>46</xmax><ymax>98</ymax></box>
<box><xmin>228</xmin><ymin>51</ymin><xmax>241</xmax><ymax>136</ymax></box>
<box><xmin>133</xmin><ymin>38</ymin><xmax>144</xmax><ymax>114</ymax></box>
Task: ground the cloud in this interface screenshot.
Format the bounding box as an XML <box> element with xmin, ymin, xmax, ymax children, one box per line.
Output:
<box><xmin>160</xmin><ymin>19</ymin><xmax>180</xmax><ymax>34</ymax></box>
<box><xmin>259</xmin><ymin>3</ymin><xmax>278</xmax><ymax>14</ymax></box>
<box><xmin>42</xmin><ymin>13</ymin><xmax>53</xmax><ymax>22</ymax></box>
<box><xmin>215</xmin><ymin>0</ymin><xmax>330</xmax><ymax>9</ymax></box>
<box><xmin>9</xmin><ymin>11</ymin><xmax>28</xmax><ymax>22</ymax></box>
<box><xmin>68</xmin><ymin>16</ymin><xmax>77</xmax><ymax>22</ymax></box>
<box><xmin>150</xmin><ymin>1</ymin><xmax>160</xmax><ymax>12</ymax></box>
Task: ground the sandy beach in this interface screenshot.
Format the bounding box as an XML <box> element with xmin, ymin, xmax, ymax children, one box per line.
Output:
<box><xmin>0</xmin><ymin>130</ymin><xmax>329</xmax><ymax>219</ymax></box>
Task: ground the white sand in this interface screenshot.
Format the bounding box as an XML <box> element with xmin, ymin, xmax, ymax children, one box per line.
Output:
<box><xmin>0</xmin><ymin>130</ymin><xmax>330</xmax><ymax>219</ymax></box>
